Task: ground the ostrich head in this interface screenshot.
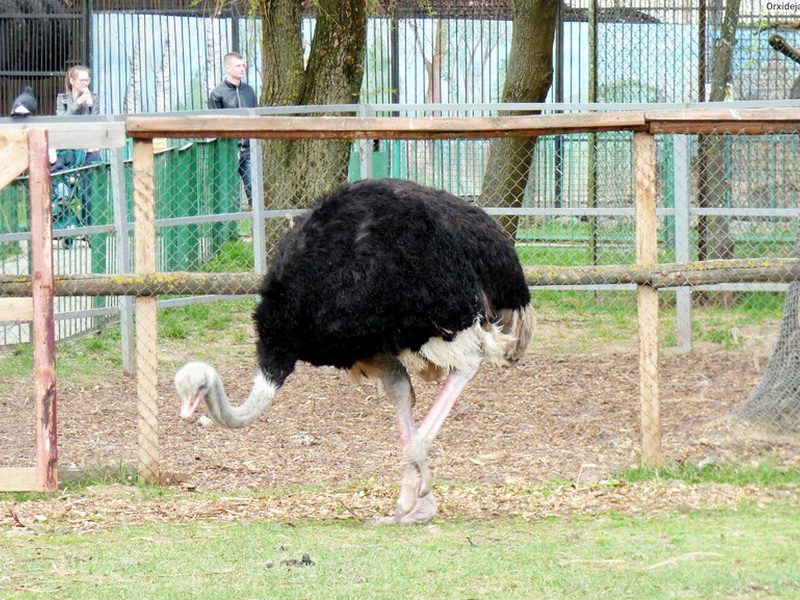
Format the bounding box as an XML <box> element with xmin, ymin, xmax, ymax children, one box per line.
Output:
<box><xmin>174</xmin><ymin>361</ymin><xmax>278</xmax><ymax>429</ymax></box>
<box><xmin>175</xmin><ymin>361</ymin><xmax>214</xmax><ymax>419</ymax></box>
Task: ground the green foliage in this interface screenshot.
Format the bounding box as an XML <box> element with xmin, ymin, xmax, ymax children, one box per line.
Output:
<box><xmin>0</xmin><ymin>344</ymin><xmax>34</xmax><ymax>376</ymax></box>
<box><xmin>0</xmin><ymin>329</ymin><xmax>123</xmax><ymax>379</ymax></box>
<box><xmin>159</xmin><ymin>300</ymin><xmax>251</xmax><ymax>343</ymax></box>
<box><xmin>597</xmin><ymin>79</ymin><xmax>664</xmax><ymax>103</ymax></box>
<box><xmin>527</xmin><ymin>282</ymin><xmax>784</xmax><ymax>353</ymax></box>
<box><xmin>615</xmin><ymin>460</ymin><xmax>800</xmax><ymax>487</ymax></box>
<box><xmin>58</xmin><ymin>331</ymin><xmax>124</xmax><ymax>373</ymax></box>
<box><xmin>200</xmin><ymin>238</ymin><xmax>254</xmax><ymax>273</ymax></box>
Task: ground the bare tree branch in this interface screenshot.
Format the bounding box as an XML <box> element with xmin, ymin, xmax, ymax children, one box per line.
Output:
<box><xmin>756</xmin><ymin>19</ymin><xmax>800</xmax><ymax>35</ymax></box>
<box><xmin>768</xmin><ymin>34</ymin><xmax>800</xmax><ymax>65</ymax></box>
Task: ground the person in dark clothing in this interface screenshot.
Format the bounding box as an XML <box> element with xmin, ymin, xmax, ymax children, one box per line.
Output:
<box><xmin>208</xmin><ymin>52</ymin><xmax>258</xmax><ymax>209</ymax></box>
<box><xmin>49</xmin><ymin>148</ymin><xmax>85</xmax><ymax>242</ymax></box>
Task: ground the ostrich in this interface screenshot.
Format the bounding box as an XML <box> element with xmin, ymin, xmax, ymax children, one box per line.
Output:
<box><xmin>175</xmin><ymin>178</ymin><xmax>534</xmax><ymax>524</ymax></box>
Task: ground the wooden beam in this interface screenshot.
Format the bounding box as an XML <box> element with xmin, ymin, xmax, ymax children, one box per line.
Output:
<box><xmin>0</xmin><ymin>130</ymin><xmax>29</xmax><ymax>190</ymax></box>
<box><xmin>649</xmin><ymin>121</ymin><xmax>800</xmax><ymax>135</ymax></box>
<box><xmin>124</xmin><ymin>107</ymin><xmax>800</xmax><ymax>139</ymax></box>
<box><xmin>0</xmin><ymin>297</ymin><xmax>34</xmax><ymax>321</ymax></box>
<box><xmin>646</xmin><ymin>107</ymin><xmax>800</xmax><ymax>135</ymax></box>
<box><xmin>126</xmin><ymin>111</ymin><xmax>648</xmax><ymax>140</ymax></box>
<box><xmin>634</xmin><ymin>131</ymin><xmax>662</xmax><ymax>468</ymax></box>
<box><xmin>133</xmin><ymin>139</ymin><xmax>160</xmax><ymax>486</ymax></box>
<box><xmin>645</xmin><ymin>107</ymin><xmax>800</xmax><ymax>123</ymax></box>
<box><xmin>526</xmin><ymin>258</ymin><xmax>800</xmax><ymax>287</ymax></box>
<box><xmin>0</xmin><ymin>121</ymin><xmax>126</xmax><ymax>150</ymax></box>
<box><xmin>0</xmin><ymin>466</ymin><xmax>136</xmax><ymax>491</ymax></box>
<box><xmin>0</xmin><ymin>467</ymin><xmax>38</xmax><ymax>492</ymax></box>
<box><xmin>28</xmin><ymin>129</ymin><xmax>58</xmax><ymax>493</ymax></box>
<box><xmin>2</xmin><ymin>108</ymin><xmax>800</xmax><ymax>152</ymax></box>
<box><xmin>1</xmin><ymin>258</ymin><xmax>800</xmax><ymax>297</ymax></box>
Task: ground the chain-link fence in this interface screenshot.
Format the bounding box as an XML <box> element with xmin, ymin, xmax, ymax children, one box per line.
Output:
<box><xmin>7</xmin><ymin>1</ymin><xmax>799</xmax><ymax>116</ymax></box>
<box><xmin>1</xmin><ymin>105</ymin><xmax>799</xmax><ymax>490</ymax></box>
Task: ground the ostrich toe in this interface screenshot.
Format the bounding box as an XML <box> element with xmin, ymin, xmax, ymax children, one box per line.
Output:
<box><xmin>396</xmin><ymin>443</ymin><xmax>433</xmax><ymax>517</ymax></box>
<box><xmin>366</xmin><ymin>493</ymin><xmax>438</xmax><ymax>526</ymax></box>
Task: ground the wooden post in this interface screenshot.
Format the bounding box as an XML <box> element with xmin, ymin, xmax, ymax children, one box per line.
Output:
<box><xmin>28</xmin><ymin>130</ymin><xmax>58</xmax><ymax>492</ymax></box>
<box><xmin>634</xmin><ymin>132</ymin><xmax>661</xmax><ymax>467</ymax></box>
<box><xmin>133</xmin><ymin>139</ymin><xmax>159</xmax><ymax>484</ymax></box>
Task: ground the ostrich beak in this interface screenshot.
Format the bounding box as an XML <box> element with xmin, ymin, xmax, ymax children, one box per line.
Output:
<box><xmin>180</xmin><ymin>385</ymin><xmax>206</xmax><ymax>419</ymax></box>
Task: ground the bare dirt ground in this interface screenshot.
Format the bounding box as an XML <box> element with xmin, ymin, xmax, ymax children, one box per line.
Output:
<box><xmin>2</xmin><ymin>345</ymin><xmax>799</xmax><ymax>530</ymax></box>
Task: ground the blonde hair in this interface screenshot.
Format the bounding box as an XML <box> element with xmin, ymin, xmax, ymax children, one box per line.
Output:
<box><xmin>65</xmin><ymin>65</ymin><xmax>90</xmax><ymax>93</ymax></box>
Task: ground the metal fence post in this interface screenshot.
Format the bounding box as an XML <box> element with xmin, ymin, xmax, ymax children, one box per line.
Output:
<box><xmin>358</xmin><ymin>104</ymin><xmax>374</xmax><ymax>180</ymax></box>
<box><xmin>250</xmin><ymin>136</ymin><xmax>267</xmax><ymax>273</ymax></box>
<box><xmin>111</xmin><ymin>147</ymin><xmax>136</xmax><ymax>374</ymax></box>
<box><xmin>673</xmin><ymin>134</ymin><xmax>692</xmax><ymax>353</ymax></box>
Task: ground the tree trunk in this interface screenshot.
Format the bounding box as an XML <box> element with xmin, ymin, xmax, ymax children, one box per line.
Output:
<box><xmin>257</xmin><ymin>0</ymin><xmax>367</xmax><ymax>250</ymax></box>
<box><xmin>737</xmin><ymin>235</ymin><xmax>800</xmax><ymax>430</ymax></box>
<box><xmin>478</xmin><ymin>0</ymin><xmax>557</xmax><ymax>241</ymax></box>
<box><xmin>736</xmin><ymin>19</ymin><xmax>800</xmax><ymax>430</ymax></box>
<box><xmin>696</xmin><ymin>0</ymin><xmax>740</xmax><ymax>306</ymax></box>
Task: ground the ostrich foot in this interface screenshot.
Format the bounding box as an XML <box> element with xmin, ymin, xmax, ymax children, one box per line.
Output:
<box><xmin>365</xmin><ymin>493</ymin><xmax>438</xmax><ymax>526</ymax></box>
<box><xmin>365</xmin><ymin>454</ymin><xmax>436</xmax><ymax>526</ymax></box>
<box><xmin>395</xmin><ymin>453</ymin><xmax>433</xmax><ymax>515</ymax></box>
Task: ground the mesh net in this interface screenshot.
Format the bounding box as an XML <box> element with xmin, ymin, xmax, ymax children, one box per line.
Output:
<box><xmin>1</xmin><ymin>112</ymin><xmax>799</xmax><ymax>490</ymax></box>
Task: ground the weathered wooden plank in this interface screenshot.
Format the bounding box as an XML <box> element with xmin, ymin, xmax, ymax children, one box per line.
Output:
<box><xmin>1</xmin><ymin>258</ymin><xmax>800</xmax><ymax>296</ymax></box>
<box><xmin>0</xmin><ymin>467</ymin><xmax>38</xmax><ymax>492</ymax></box>
<box><xmin>637</xmin><ymin>284</ymin><xmax>661</xmax><ymax>466</ymax></box>
<box><xmin>634</xmin><ymin>131</ymin><xmax>662</xmax><ymax>468</ymax></box>
<box><xmin>133</xmin><ymin>139</ymin><xmax>160</xmax><ymax>486</ymax></box>
<box><xmin>635</xmin><ymin>133</ymin><xmax>659</xmax><ymax>266</ymax></box>
<box><xmin>3</xmin><ymin>109</ymin><xmax>800</xmax><ymax>151</ymax></box>
<box><xmin>0</xmin><ymin>297</ymin><xmax>34</xmax><ymax>321</ymax></box>
<box><xmin>649</xmin><ymin>121</ymin><xmax>800</xmax><ymax>135</ymax></box>
<box><xmin>645</xmin><ymin>107</ymin><xmax>800</xmax><ymax>122</ymax></box>
<box><xmin>28</xmin><ymin>129</ymin><xmax>58</xmax><ymax>493</ymax></box>
<box><xmin>646</xmin><ymin>107</ymin><xmax>800</xmax><ymax>134</ymax></box>
<box><xmin>0</xmin><ymin>120</ymin><xmax>126</xmax><ymax>149</ymax></box>
<box><xmin>125</xmin><ymin>107</ymin><xmax>800</xmax><ymax>139</ymax></box>
<box><xmin>527</xmin><ymin>258</ymin><xmax>800</xmax><ymax>287</ymax></box>
<box><xmin>126</xmin><ymin>112</ymin><xmax>648</xmax><ymax>140</ymax></box>
<box><xmin>0</xmin><ymin>466</ymin><xmax>136</xmax><ymax>491</ymax></box>
<box><xmin>0</xmin><ymin>130</ymin><xmax>28</xmax><ymax>190</ymax></box>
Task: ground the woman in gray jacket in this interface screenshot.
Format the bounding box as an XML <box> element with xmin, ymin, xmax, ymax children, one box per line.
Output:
<box><xmin>56</xmin><ymin>65</ymin><xmax>101</xmax><ymax>226</ymax></box>
<box><xmin>56</xmin><ymin>65</ymin><xmax>100</xmax><ymax>116</ymax></box>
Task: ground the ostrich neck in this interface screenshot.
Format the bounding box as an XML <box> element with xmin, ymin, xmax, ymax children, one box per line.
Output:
<box><xmin>206</xmin><ymin>371</ymin><xmax>278</xmax><ymax>429</ymax></box>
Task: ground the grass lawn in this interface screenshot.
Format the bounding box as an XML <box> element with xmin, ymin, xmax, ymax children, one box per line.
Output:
<box><xmin>2</xmin><ymin>500</ymin><xmax>798</xmax><ymax>599</ymax></box>
<box><xmin>1</xmin><ymin>235</ymin><xmax>796</xmax><ymax>599</ymax></box>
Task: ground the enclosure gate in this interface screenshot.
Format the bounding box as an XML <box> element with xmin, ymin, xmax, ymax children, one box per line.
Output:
<box><xmin>4</xmin><ymin>109</ymin><xmax>800</xmax><ymax>488</ymax></box>
<box><xmin>0</xmin><ymin>129</ymin><xmax>57</xmax><ymax>492</ymax></box>
<box><xmin>0</xmin><ymin>120</ymin><xmax>125</xmax><ymax>491</ymax></box>
<box><xmin>123</xmin><ymin>108</ymin><xmax>800</xmax><ymax>478</ymax></box>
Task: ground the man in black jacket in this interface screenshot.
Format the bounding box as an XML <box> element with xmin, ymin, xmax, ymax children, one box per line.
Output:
<box><xmin>209</xmin><ymin>52</ymin><xmax>258</xmax><ymax>209</ymax></box>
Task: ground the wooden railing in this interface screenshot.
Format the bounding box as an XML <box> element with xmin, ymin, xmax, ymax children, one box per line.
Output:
<box><xmin>2</xmin><ymin>107</ymin><xmax>799</xmax><ymax>489</ymax></box>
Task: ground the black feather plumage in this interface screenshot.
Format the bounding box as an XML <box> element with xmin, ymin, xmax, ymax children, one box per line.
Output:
<box><xmin>253</xmin><ymin>178</ymin><xmax>530</xmax><ymax>384</ymax></box>
<box><xmin>10</xmin><ymin>86</ymin><xmax>36</xmax><ymax>117</ymax></box>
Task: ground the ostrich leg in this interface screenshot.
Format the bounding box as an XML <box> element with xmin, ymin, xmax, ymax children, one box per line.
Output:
<box><xmin>368</xmin><ymin>358</ymin><xmax>438</xmax><ymax>525</ymax></box>
<box><xmin>395</xmin><ymin>361</ymin><xmax>480</xmax><ymax>521</ymax></box>
<box><xmin>370</xmin><ymin>358</ymin><xmax>480</xmax><ymax>524</ymax></box>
